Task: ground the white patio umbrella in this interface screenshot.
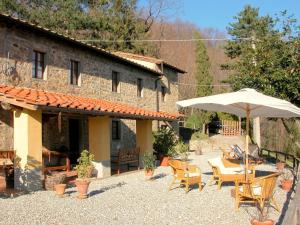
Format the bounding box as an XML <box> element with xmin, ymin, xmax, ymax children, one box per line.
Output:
<box><xmin>176</xmin><ymin>88</ymin><xmax>300</xmax><ymax>179</ymax></box>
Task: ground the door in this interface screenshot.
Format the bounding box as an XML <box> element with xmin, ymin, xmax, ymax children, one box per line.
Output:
<box><xmin>69</xmin><ymin>119</ymin><xmax>80</xmax><ymax>165</ymax></box>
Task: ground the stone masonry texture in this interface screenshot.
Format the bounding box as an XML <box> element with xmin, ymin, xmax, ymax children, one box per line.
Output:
<box><xmin>0</xmin><ymin>21</ymin><xmax>180</xmax><ymax>156</ymax></box>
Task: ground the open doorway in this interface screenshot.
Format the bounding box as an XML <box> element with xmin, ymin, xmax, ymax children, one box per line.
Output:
<box><xmin>69</xmin><ymin>119</ymin><xmax>81</xmax><ymax>165</ymax></box>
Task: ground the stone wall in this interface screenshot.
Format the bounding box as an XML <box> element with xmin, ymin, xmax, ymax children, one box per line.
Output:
<box><xmin>111</xmin><ymin>119</ymin><xmax>136</xmax><ymax>155</ymax></box>
<box><xmin>0</xmin><ymin>23</ymin><xmax>159</xmax><ymax>111</ymax></box>
<box><xmin>0</xmin><ymin>108</ymin><xmax>13</xmax><ymax>150</ymax></box>
<box><xmin>42</xmin><ymin>114</ymin><xmax>89</xmax><ymax>152</ymax></box>
<box><xmin>0</xmin><ymin>21</ymin><xmax>179</xmax><ymax>154</ymax></box>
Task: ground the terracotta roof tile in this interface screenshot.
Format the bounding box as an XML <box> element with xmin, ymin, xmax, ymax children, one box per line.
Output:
<box><xmin>0</xmin><ymin>84</ymin><xmax>180</xmax><ymax>120</ymax></box>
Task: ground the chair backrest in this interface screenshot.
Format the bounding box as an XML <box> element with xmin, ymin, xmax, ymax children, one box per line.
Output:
<box><xmin>0</xmin><ymin>150</ymin><xmax>15</xmax><ymax>160</ymax></box>
<box><xmin>256</xmin><ymin>172</ymin><xmax>281</xmax><ymax>199</ymax></box>
<box><xmin>118</xmin><ymin>147</ymin><xmax>140</xmax><ymax>161</ymax></box>
<box><xmin>169</xmin><ymin>159</ymin><xmax>186</xmax><ymax>175</ymax></box>
<box><xmin>249</xmin><ymin>144</ymin><xmax>260</xmax><ymax>158</ymax></box>
<box><xmin>233</xmin><ymin>145</ymin><xmax>244</xmax><ymax>159</ymax></box>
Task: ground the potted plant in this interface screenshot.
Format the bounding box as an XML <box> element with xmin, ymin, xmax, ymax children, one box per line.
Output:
<box><xmin>276</xmin><ymin>160</ymin><xmax>285</xmax><ymax>171</ymax></box>
<box><xmin>250</xmin><ymin>198</ymin><xmax>274</xmax><ymax>225</ymax></box>
<box><xmin>143</xmin><ymin>152</ymin><xmax>156</xmax><ymax>179</ymax></box>
<box><xmin>54</xmin><ymin>182</ymin><xmax>67</xmax><ymax>197</ymax></box>
<box><xmin>75</xmin><ymin>150</ymin><xmax>94</xmax><ymax>199</ymax></box>
<box><xmin>45</xmin><ymin>171</ymin><xmax>66</xmax><ymax>191</ymax></box>
<box><xmin>153</xmin><ymin>127</ymin><xmax>177</xmax><ymax>166</ymax></box>
<box><xmin>281</xmin><ymin>169</ymin><xmax>293</xmax><ymax>192</ymax></box>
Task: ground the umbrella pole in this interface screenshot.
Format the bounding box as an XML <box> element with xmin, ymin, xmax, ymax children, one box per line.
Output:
<box><xmin>245</xmin><ymin>105</ymin><xmax>250</xmax><ymax>181</ymax></box>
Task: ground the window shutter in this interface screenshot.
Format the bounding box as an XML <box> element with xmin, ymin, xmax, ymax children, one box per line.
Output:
<box><xmin>78</xmin><ymin>61</ymin><xmax>82</xmax><ymax>86</ymax></box>
<box><xmin>68</xmin><ymin>60</ymin><xmax>71</xmax><ymax>85</ymax></box>
<box><xmin>44</xmin><ymin>52</ymin><xmax>48</xmax><ymax>80</ymax></box>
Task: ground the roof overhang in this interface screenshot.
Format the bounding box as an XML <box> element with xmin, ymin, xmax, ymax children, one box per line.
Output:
<box><xmin>0</xmin><ymin>84</ymin><xmax>180</xmax><ymax>121</ymax></box>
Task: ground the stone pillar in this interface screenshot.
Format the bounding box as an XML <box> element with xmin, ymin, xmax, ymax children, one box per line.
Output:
<box><xmin>88</xmin><ymin>116</ymin><xmax>111</xmax><ymax>178</ymax></box>
<box><xmin>136</xmin><ymin>119</ymin><xmax>153</xmax><ymax>166</ymax></box>
<box><xmin>253</xmin><ymin>117</ymin><xmax>261</xmax><ymax>147</ymax></box>
<box><xmin>14</xmin><ymin>109</ymin><xmax>43</xmax><ymax>191</ymax></box>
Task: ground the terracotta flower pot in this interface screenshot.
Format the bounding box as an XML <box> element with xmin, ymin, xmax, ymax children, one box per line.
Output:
<box><xmin>281</xmin><ymin>179</ymin><xmax>293</xmax><ymax>191</ymax></box>
<box><xmin>54</xmin><ymin>184</ymin><xmax>66</xmax><ymax>197</ymax></box>
<box><xmin>276</xmin><ymin>162</ymin><xmax>285</xmax><ymax>171</ymax></box>
<box><xmin>251</xmin><ymin>219</ymin><xmax>274</xmax><ymax>225</ymax></box>
<box><xmin>145</xmin><ymin>169</ymin><xmax>154</xmax><ymax>178</ymax></box>
<box><xmin>160</xmin><ymin>156</ymin><xmax>170</xmax><ymax>166</ymax></box>
<box><xmin>75</xmin><ymin>179</ymin><xmax>91</xmax><ymax>199</ymax></box>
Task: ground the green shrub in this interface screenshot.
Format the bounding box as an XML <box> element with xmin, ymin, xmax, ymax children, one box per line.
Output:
<box><xmin>173</xmin><ymin>140</ymin><xmax>189</xmax><ymax>161</ymax></box>
<box><xmin>191</xmin><ymin>131</ymin><xmax>209</xmax><ymax>140</ymax></box>
<box><xmin>76</xmin><ymin>150</ymin><xmax>94</xmax><ymax>179</ymax></box>
<box><xmin>143</xmin><ymin>152</ymin><xmax>156</xmax><ymax>170</ymax></box>
<box><xmin>153</xmin><ymin>127</ymin><xmax>177</xmax><ymax>156</ymax></box>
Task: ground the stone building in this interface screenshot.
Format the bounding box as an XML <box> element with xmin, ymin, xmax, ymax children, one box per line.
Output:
<box><xmin>0</xmin><ymin>14</ymin><xmax>184</xmax><ymax>191</ymax></box>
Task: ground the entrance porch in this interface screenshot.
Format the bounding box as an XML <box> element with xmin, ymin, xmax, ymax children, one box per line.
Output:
<box><xmin>0</xmin><ymin>84</ymin><xmax>179</xmax><ymax>191</ymax></box>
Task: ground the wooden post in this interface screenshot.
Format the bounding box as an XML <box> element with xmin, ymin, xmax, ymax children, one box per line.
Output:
<box><xmin>66</xmin><ymin>157</ymin><xmax>70</xmax><ymax>172</ymax></box>
<box><xmin>245</xmin><ymin>104</ymin><xmax>250</xmax><ymax>180</ymax></box>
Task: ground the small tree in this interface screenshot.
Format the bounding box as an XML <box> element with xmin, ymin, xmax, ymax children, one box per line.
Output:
<box><xmin>153</xmin><ymin>127</ymin><xmax>177</xmax><ymax>157</ymax></box>
<box><xmin>173</xmin><ymin>140</ymin><xmax>189</xmax><ymax>161</ymax></box>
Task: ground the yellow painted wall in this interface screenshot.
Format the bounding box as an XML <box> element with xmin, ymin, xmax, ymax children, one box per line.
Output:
<box><xmin>14</xmin><ymin>109</ymin><xmax>42</xmax><ymax>169</ymax></box>
<box><xmin>136</xmin><ymin>119</ymin><xmax>153</xmax><ymax>154</ymax></box>
<box><xmin>88</xmin><ymin>116</ymin><xmax>111</xmax><ymax>161</ymax></box>
<box><xmin>13</xmin><ymin>109</ymin><xmax>42</xmax><ymax>190</ymax></box>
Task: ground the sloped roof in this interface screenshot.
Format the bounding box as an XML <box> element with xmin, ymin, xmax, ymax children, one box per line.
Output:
<box><xmin>0</xmin><ymin>84</ymin><xmax>180</xmax><ymax>121</ymax></box>
<box><xmin>114</xmin><ymin>52</ymin><xmax>186</xmax><ymax>73</ymax></box>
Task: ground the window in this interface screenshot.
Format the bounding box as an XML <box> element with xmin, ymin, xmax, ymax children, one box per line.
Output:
<box><xmin>32</xmin><ymin>51</ymin><xmax>45</xmax><ymax>79</ymax></box>
<box><xmin>70</xmin><ymin>60</ymin><xmax>80</xmax><ymax>86</ymax></box>
<box><xmin>161</xmin><ymin>86</ymin><xmax>166</xmax><ymax>102</ymax></box>
<box><xmin>112</xmin><ymin>71</ymin><xmax>120</xmax><ymax>92</ymax></box>
<box><xmin>137</xmin><ymin>78</ymin><xmax>143</xmax><ymax>97</ymax></box>
<box><xmin>112</xmin><ymin>120</ymin><xmax>121</xmax><ymax>140</ymax></box>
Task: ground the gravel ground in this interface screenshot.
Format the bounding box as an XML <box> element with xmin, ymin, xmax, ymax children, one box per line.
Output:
<box><xmin>0</xmin><ymin>151</ymin><xmax>288</xmax><ymax>225</ymax></box>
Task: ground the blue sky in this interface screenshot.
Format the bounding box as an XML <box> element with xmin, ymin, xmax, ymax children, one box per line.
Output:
<box><xmin>138</xmin><ymin>0</ymin><xmax>300</xmax><ymax>32</ymax></box>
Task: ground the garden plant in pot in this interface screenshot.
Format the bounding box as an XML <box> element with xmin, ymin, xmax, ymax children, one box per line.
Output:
<box><xmin>143</xmin><ymin>152</ymin><xmax>156</xmax><ymax>179</ymax></box>
<box><xmin>75</xmin><ymin>150</ymin><xmax>94</xmax><ymax>199</ymax></box>
<box><xmin>281</xmin><ymin>169</ymin><xmax>293</xmax><ymax>192</ymax></box>
<box><xmin>250</xmin><ymin>196</ymin><xmax>275</xmax><ymax>225</ymax></box>
<box><xmin>54</xmin><ymin>175</ymin><xmax>67</xmax><ymax>197</ymax></box>
<box><xmin>153</xmin><ymin>127</ymin><xmax>177</xmax><ymax>166</ymax></box>
<box><xmin>251</xmin><ymin>204</ymin><xmax>275</xmax><ymax>225</ymax></box>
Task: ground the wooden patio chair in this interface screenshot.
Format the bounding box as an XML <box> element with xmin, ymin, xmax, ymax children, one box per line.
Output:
<box><xmin>235</xmin><ymin>172</ymin><xmax>281</xmax><ymax>212</ymax></box>
<box><xmin>168</xmin><ymin>159</ymin><xmax>202</xmax><ymax>193</ymax></box>
<box><xmin>208</xmin><ymin>157</ymin><xmax>255</xmax><ymax>189</ymax></box>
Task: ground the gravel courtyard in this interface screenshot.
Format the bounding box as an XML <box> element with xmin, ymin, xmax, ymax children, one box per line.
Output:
<box><xmin>0</xmin><ymin>151</ymin><xmax>288</xmax><ymax>225</ymax></box>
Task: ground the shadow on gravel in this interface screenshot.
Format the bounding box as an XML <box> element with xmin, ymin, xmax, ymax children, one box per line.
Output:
<box><xmin>0</xmin><ymin>189</ymin><xmax>29</xmax><ymax>199</ymax></box>
<box><xmin>89</xmin><ymin>182</ymin><xmax>127</xmax><ymax>197</ymax></box>
<box><xmin>202</xmin><ymin>172</ymin><xmax>213</xmax><ymax>176</ymax></box>
<box><xmin>151</xmin><ymin>173</ymin><xmax>167</xmax><ymax>180</ymax></box>
<box><xmin>65</xmin><ymin>190</ymin><xmax>76</xmax><ymax>195</ymax></box>
<box><xmin>255</xmin><ymin>170</ymin><xmax>275</xmax><ymax>177</ymax></box>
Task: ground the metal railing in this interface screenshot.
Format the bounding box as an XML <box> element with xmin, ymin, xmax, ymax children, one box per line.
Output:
<box><xmin>259</xmin><ymin>148</ymin><xmax>300</xmax><ymax>225</ymax></box>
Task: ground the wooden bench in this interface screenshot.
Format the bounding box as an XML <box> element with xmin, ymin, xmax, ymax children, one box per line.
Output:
<box><xmin>42</xmin><ymin>148</ymin><xmax>70</xmax><ymax>174</ymax></box>
<box><xmin>111</xmin><ymin>147</ymin><xmax>140</xmax><ymax>175</ymax></box>
<box><xmin>0</xmin><ymin>150</ymin><xmax>14</xmax><ymax>190</ymax></box>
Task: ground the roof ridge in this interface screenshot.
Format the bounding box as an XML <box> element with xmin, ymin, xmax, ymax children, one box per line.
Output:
<box><xmin>0</xmin><ymin>13</ymin><xmax>163</xmax><ymax>76</ymax></box>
